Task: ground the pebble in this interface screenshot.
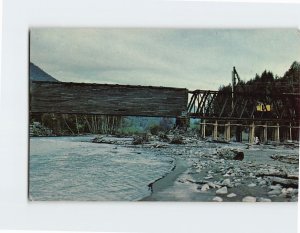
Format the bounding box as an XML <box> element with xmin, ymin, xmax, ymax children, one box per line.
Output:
<box><xmin>227</xmin><ymin>193</ymin><xmax>237</xmax><ymax>198</ymax></box>
<box><xmin>259</xmin><ymin>180</ymin><xmax>267</xmax><ymax>185</ymax></box>
<box><xmin>248</xmin><ymin>183</ymin><xmax>257</xmax><ymax>187</ymax></box>
<box><xmin>269</xmin><ymin>185</ymin><xmax>282</xmax><ymax>190</ymax></box>
<box><xmin>201</xmin><ymin>184</ymin><xmax>210</xmax><ymax>192</ymax></box>
<box><xmin>222</xmin><ymin>179</ymin><xmax>232</xmax><ymax>187</ymax></box>
<box><xmin>216</xmin><ymin>186</ymin><xmax>228</xmax><ymax>195</ymax></box>
<box><xmin>268</xmin><ymin>189</ymin><xmax>282</xmax><ymax>195</ymax></box>
<box><xmin>242</xmin><ymin>196</ymin><xmax>257</xmax><ymax>202</ymax></box>
<box><xmin>212</xmin><ymin>196</ymin><xmax>223</xmax><ymax>202</ymax></box>
<box><xmin>208</xmin><ymin>182</ymin><xmax>221</xmax><ymax>189</ymax></box>
<box><xmin>257</xmin><ymin>197</ymin><xmax>272</xmax><ymax>202</ymax></box>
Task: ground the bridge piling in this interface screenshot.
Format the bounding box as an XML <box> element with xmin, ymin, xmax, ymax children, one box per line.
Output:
<box><xmin>249</xmin><ymin>122</ymin><xmax>255</xmax><ymax>143</ymax></box>
<box><xmin>201</xmin><ymin>120</ymin><xmax>206</xmax><ymax>138</ymax></box>
<box><xmin>213</xmin><ymin>120</ymin><xmax>218</xmax><ymax>140</ymax></box>
<box><xmin>263</xmin><ymin>123</ymin><xmax>268</xmax><ymax>143</ymax></box>
<box><xmin>224</xmin><ymin>121</ymin><xmax>231</xmax><ymax>141</ymax></box>
<box><xmin>275</xmin><ymin>123</ymin><xmax>280</xmax><ymax>142</ymax></box>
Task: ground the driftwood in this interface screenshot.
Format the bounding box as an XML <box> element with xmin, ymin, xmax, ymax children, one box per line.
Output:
<box><xmin>269</xmin><ymin>176</ymin><xmax>298</xmax><ymax>188</ymax></box>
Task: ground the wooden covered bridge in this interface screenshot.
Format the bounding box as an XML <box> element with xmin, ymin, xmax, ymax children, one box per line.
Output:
<box><xmin>30</xmin><ymin>80</ymin><xmax>300</xmax><ymax>143</ymax></box>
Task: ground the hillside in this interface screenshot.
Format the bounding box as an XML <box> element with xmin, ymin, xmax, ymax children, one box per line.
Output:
<box><xmin>30</xmin><ymin>62</ymin><xmax>59</xmax><ymax>82</ymax></box>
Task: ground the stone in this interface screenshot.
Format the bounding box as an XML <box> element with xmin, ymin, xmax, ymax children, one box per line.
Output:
<box><xmin>248</xmin><ymin>183</ymin><xmax>257</xmax><ymax>187</ymax></box>
<box><xmin>222</xmin><ymin>178</ymin><xmax>232</xmax><ymax>187</ymax></box>
<box><xmin>259</xmin><ymin>180</ymin><xmax>267</xmax><ymax>186</ymax></box>
<box><xmin>212</xmin><ymin>196</ymin><xmax>223</xmax><ymax>202</ymax></box>
<box><xmin>208</xmin><ymin>182</ymin><xmax>221</xmax><ymax>189</ymax></box>
<box><xmin>216</xmin><ymin>148</ymin><xmax>244</xmax><ymax>160</ymax></box>
<box><xmin>216</xmin><ymin>186</ymin><xmax>228</xmax><ymax>195</ymax></box>
<box><xmin>242</xmin><ymin>196</ymin><xmax>256</xmax><ymax>202</ymax></box>
<box><xmin>170</xmin><ymin>135</ymin><xmax>184</xmax><ymax>144</ymax></box>
<box><xmin>268</xmin><ymin>189</ymin><xmax>281</xmax><ymax>196</ymax></box>
<box><xmin>257</xmin><ymin>197</ymin><xmax>272</xmax><ymax>202</ymax></box>
<box><xmin>227</xmin><ymin>193</ymin><xmax>237</xmax><ymax>198</ymax></box>
<box><xmin>201</xmin><ymin>184</ymin><xmax>210</xmax><ymax>192</ymax></box>
<box><xmin>269</xmin><ymin>184</ymin><xmax>282</xmax><ymax>190</ymax></box>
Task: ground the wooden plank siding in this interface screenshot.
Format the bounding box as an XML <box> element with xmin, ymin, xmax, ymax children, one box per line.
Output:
<box><xmin>30</xmin><ymin>81</ymin><xmax>189</xmax><ymax>117</ymax></box>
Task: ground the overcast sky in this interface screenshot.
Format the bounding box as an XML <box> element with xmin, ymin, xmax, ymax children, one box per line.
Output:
<box><xmin>30</xmin><ymin>28</ymin><xmax>300</xmax><ymax>90</ymax></box>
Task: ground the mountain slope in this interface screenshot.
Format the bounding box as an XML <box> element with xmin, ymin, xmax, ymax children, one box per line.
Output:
<box><xmin>30</xmin><ymin>62</ymin><xmax>59</xmax><ymax>82</ymax></box>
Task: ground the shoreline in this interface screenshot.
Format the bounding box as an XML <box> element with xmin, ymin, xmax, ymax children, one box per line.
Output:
<box><xmin>142</xmin><ymin>158</ymin><xmax>188</xmax><ymax>201</ymax></box>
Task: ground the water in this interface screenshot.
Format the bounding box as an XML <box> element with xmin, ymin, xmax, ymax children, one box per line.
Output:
<box><xmin>29</xmin><ymin>136</ymin><xmax>174</xmax><ymax>201</ymax></box>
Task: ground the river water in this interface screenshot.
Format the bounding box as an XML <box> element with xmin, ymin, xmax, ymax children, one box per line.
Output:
<box><xmin>29</xmin><ymin>136</ymin><xmax>174</xmax><ymax>201</ymax></box>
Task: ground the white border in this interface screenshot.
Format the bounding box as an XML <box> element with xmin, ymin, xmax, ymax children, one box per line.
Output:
<box><xmin>0</xmin><ymin>1</ymin><xmax>299</xmax><ymax>232</ymax></box>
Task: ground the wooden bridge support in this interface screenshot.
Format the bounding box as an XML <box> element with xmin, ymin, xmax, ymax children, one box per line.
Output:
<box><xmin>224</xmin><ymin>122</ymin><xmax>231</xmax><ymax>141</ymax></box>
<box><xmin>213</xmin><ymin>121</ymin><xmax>218</xmax><ymax>140</ymax></box>
<box><xmin>289</xmin><ymin>123</ymin><xmax>292</xmax><ymax>141</ymax></box>
<box><xmin>263</xmin><ymin>124</ymin><xmax>268</xmax><ymax>143</ymax></box>
<box><xmin>201</xmin><ymin>120</ymin><xmax>206</xmax><ymax>138</ymax></box>
<box><xmin>275</xmin><ymin>123</ymin><xmax>280</xmax><ymax>142</ymax></box>
<box><xmin>249</xmin><ymin>122</ymin><xmax>255</xmax><ymax>144</ymax></box>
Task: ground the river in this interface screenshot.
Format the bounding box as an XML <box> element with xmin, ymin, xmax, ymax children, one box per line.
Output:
<box><xmin>29</xmin><ymin>136</ymin><xmax>174</xmax><ymax>201</ymax></box>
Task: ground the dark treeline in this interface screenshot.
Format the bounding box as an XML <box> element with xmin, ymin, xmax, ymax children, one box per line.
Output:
<box><xmin>212</xmin><ymin>61</ymin><xmax>300</xmax><ymax>118</ymax></box>
<box><xmin>218</xmin><ymin>61</ymin><xmax>300</xmax><ymax>95</ymax></box>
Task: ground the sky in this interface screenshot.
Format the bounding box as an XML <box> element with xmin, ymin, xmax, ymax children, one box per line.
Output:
<box><xmin>30</xmin><ymin>28</ymin><xmax>300</xmax><ymax>90</ymax></box>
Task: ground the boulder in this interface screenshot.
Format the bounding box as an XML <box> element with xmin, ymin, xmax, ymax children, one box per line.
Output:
<box><xmin>257</xmin><ymin>197</ymin><xmax>272</xmax><ymax>202</ymax></box>
<box><xmin>242</xmin><ymin>196</ymin><xmax>256</xmax><ymax>202</ymax></box>
<box><xmin>216</xmin><ymin>186</ymin><xmax>228</xmax><ymax>195</ymax></box>
<box><xmin>227</xmin><ymin>193</ymin><xmax>237</xmax><ymax>198</ymax></box>
<box><xmin>170</xmin><ymin>135</ymin><xmax>184</xmax><ymax>144</ymax></box>
<box><xmin>222</xmin><ymin>179</ymin><xmax>233</xmax><ymax>187</ymax></box>
<box><xmin>200</xmin><ymin>184</ymin><xmax>210</xmax><ymax>192</ymax></box>
<box><xmin>212</xmin><ymin>196</ymin><xmax>223</xmax><ymax>202</ymax></box>
<box><xmin>217</xmin><ymin>148</ymin><xmax>244</xmax><ymax>160</ymax></box>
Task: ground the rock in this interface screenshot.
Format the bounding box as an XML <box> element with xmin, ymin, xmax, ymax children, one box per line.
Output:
<box><xmin>217</xmin><ymin>148</ymin><xmax>244</xmax><ymax>160</ymax></box>
<box><xmin>132</xmin><ymin>135</ymin><xmax>148</xmax><ymax>145</ymax></box>
<box><xmin>170</xmin><ymin>135</ymin><xmax>184</xmax><ymax>144</ymax></box>
<box><xmin>248</xmin><ymin>183</ymin><xmax>257</xmax><ymax>187</ymax></box>
<box><xmin>216</xmin><ymin>186</ymin><xmax>228</xmax><ymax>195</ymax></box>
<box><xmin>257</xmin><ymin>197</ymin><xmax>272</xmax><ymax>202</ymax></box>
<box><xmin>208</xmin><ymin>182</ymin><xmax>221</xmax><ymax>189</ymax></box>
<box><xmin>269</xmin><ymin>184</ymin><xmax>282</xmax><ymax>190</ymax></box>
<box><xmin>227</xmin><ymin>193</ymin><xmax>237</xmax><ymax>198</ymax></box>
<box><xmin>212</xmin><ymin>196</ymin><xmax>223</xmax><ymax>202</ymax></box>
<box><xmin>259</xmin><ymin>180</ymin><xmax>267</xmax><ymax>186</ymax></box>
<box><xmin>201</xmin><ymin>184</ymin><xmax>210</xmax><ymax>192</ymax></box>
<box><xmin>158</xmin><ymin>132</ymin><xmax>170</xmax><ymax>142</ymax></box>
<box><xmin>268</xmin><ymin>189</ymin><xmax>282</xmax><ymax>195</ymax></box>
<box><xmin>222</xmin><ymin>179</ymin><xmax>233</xmax><ymax>187</ymax></box>
<box><xmin>242</xmin><ymin>196</ymin><xmax>256</xmax><ymax>202</ymax></box>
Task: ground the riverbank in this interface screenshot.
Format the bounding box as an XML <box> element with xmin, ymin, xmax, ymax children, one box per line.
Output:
<box><xmin>137</xmin><ymin>140</ymin><xmax>298</xmax><ymax>202</ymax></box>
<box><xmin>29</xmin><ymin>134</ymin><xmax>299</xmax><ymax>201</ymax></box>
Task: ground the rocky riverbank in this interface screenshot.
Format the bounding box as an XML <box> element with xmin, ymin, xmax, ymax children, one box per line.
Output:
<box><xmin>92</xmin><ymin>133</ymin><xmax>299</xmax><ymax>202</ymax></box>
